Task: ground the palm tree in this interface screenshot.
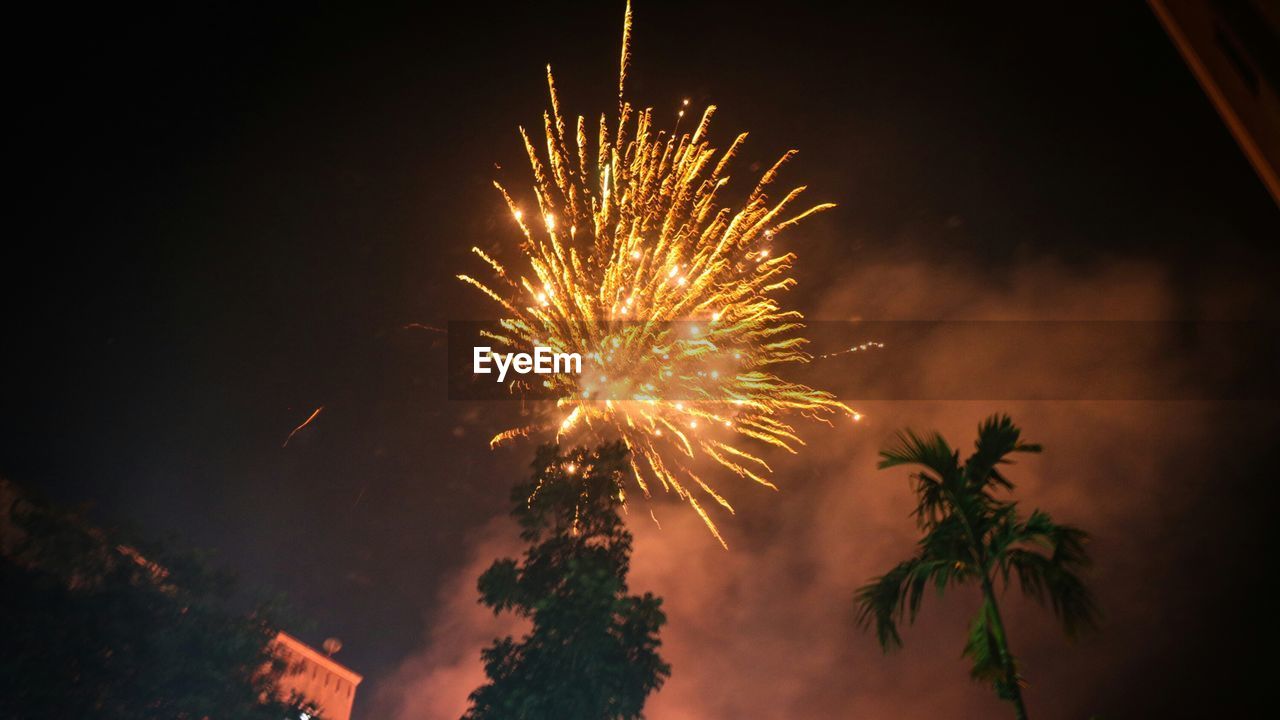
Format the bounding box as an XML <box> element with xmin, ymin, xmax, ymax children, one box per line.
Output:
<box><xmin>855</xmin><ymin>415</ymin><xmax>1098</xmax><ymax>720</ymax></box>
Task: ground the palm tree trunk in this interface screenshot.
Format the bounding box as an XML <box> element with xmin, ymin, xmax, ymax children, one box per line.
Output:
<box><xmin>981</xmin><ymin>577</ymin><xmax>1029</xmax><ymax>720</ymax></box>
<box><xmin>943</xmin><ymin>482</ymin><xmax>1031</xmax><ymax>720</ymax></box>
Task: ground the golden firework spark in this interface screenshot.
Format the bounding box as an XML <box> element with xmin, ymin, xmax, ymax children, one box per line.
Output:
<box><xmin>458</xmin><ymin>2</ymin><xmax>852</xmax><ymax>545</ymax></box>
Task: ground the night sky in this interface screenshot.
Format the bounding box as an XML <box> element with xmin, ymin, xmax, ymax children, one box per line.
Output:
<box><xmin>6</xmin><ymin>2</ymin><xmax>1279</xmax><ymax>718</ymax></box>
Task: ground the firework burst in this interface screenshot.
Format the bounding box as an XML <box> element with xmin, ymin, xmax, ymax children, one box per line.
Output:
<box><xmin>458</xmin><ymin>2</ymin><xmax>852</xmax><ymax>545</ymax></box>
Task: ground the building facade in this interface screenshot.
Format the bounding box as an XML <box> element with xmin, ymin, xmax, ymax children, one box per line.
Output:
<box><xmin>272</xmin><ymin>632</ymin><xmax>363</xmax><ymax>720</ymax></box>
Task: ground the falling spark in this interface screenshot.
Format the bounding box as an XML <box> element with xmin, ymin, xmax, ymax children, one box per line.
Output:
<box><xmin>283</xmin><ymin>406</ymin><xmax>325</xmax><ymax>448</ymax></box>
<box><xmin>403</xmin><ymin>322</ymin><xmax>447</xmax><ymax>334</ymax></box>
<box><xmin>457</xmin><ymin>1</ymin><xmax>853</xmax><ymax>545</ymax></box>
<box><xmin>817</xmin><ymin>340</ymin><xmax>885</xmax><ymax>359</ymax></box>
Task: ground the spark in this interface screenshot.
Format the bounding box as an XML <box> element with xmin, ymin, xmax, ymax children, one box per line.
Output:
<box><xmin>817</xmin><ymin>340</ymin><xmax>886</xmax><ymax>359</ymax></box>
<box><xmin>457</xmin><ymin>1</ymin><xmax>854</xmax><ymax>545</ymax></box>
<box><xmin>402</xmin><ymin>323</ymin><xmax>446</xmax><ymax>334</ymax></box>
<box><xmin>282</xmin><ymin>406</ymin><xmax>325</xmax><ymax>448</ymax></box>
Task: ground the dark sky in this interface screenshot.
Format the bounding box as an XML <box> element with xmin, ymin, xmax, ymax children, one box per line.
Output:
<box><xmin>5</xmin><ymin>2</ymin><xmax>1279</xmax><ymax>718</ymax></box>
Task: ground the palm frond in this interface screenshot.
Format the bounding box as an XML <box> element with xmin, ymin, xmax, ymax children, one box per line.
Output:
<box><xmin>964</xmin><ymin>599</ymin><xmax>1024</xmax><ymax>701</ymax></box>
<box><xmin>982</xmin><ymin>501</ymin><xmax>1023</xmax><ymax>559</ymax></box>
<box><xmin>854</xmin><ymin>556</ymin><xmax>962</xmax><ymax>651</ymax></box>
<box><xmin>965</xmin><ymin>415</ymin><xmax>1041</xmax><ymax>491</ymax></box>
<box><xmin>911</xmin><ymin>472</ymin><xmax>949</xmax><ymax>529</ymax></box>
<box><xmin>962</xmin><ymin>598</ymin><xmax>1005</xmax><ymax>685</ymax></box>
<box><xmin>880</xmin><ymin>428</ymin><xmax>964</xmax><ymax>527</ymax></box>
<box><xmin>879</xmin><ymin>428</ymin><xmax>959</xmax><ymax>481</ymax></box>
<box><xmin>918</xmin><ymin>514</ymin><xmax>979</xmax><ymax>573</ymax></box>
<box><xmin>854</xmin><ymin>559</ymin><xmax>917</xmax><ymax>650</ymax></box>
<box><xmin>997</xmin><ymin>510</ymin><xmax>1099</xmax><ymax>637</ymax></box>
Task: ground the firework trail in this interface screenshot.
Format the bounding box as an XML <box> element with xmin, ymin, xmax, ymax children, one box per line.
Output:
<box><xmin>458</xmin><ymin>2</ymin><xmax>853</xmax><ymax>545</ymax></box>
<box><xmin>283</xmin><ymin>405</ymin><xmax>325</xmax><ymax>448</ymax></box>
<box><xmin>817</xmin><ymin>341</ymin><xmax>885</xmax><ymax>359</ymax></box>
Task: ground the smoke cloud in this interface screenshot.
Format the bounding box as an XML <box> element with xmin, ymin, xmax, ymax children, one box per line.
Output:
<box><xmin>375</xmin><ymin>255</ymin><xmax>1271</xmax><ymax>718</ymax></box>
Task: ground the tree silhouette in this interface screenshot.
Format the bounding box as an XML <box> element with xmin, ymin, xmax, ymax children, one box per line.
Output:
<box><xmin>464</xmin><ymin>443</ymin><xmax>670</xmax><ymax>720</ymax></box>
<box><xmin>0</xmin><ymin>477</ymin><xmax>319</xmax><ymax>719</ymax></box>
<box><xmin>855</xmin><ymin>415</ymin><xmax>1098</xmax><ymax>720</ymax></box>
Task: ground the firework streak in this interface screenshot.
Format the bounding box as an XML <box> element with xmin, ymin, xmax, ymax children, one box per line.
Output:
<box><xmin>458</xmin><ymin>2</ymin><xmax>852</xmax><ymax>545</ymax></box>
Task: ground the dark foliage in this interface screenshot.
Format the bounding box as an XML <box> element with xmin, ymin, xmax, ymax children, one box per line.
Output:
<box><xmin>0</xmin><ymin>478</ymin><xmax>317</xmax><ymax>719</ymax></box>
<box><xmin>854</xmin><ymin>415</ymin><xmax>1098</xmax><ymax>720</ymax></box>
<box><xmin>464</xmin><ymin>443</ymin><xmax>670</xmax><ymax>720</ymax></box>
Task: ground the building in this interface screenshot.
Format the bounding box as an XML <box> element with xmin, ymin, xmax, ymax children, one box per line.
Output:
<box><xmin>273</xmin><ymin>632</ymin><xmax>363</xmax><ymax>720</ymax></box>
<box><xmin>1150</xmin><ymin>0</ymin><xmax>1280</xmax><ymax>205</ymax></box>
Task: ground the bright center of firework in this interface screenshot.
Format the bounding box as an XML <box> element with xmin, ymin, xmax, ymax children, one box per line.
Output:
<box><xmin>456</xmin><ymin>3</ymin><xmax>851</xmax><ymax>546</ymax></box>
